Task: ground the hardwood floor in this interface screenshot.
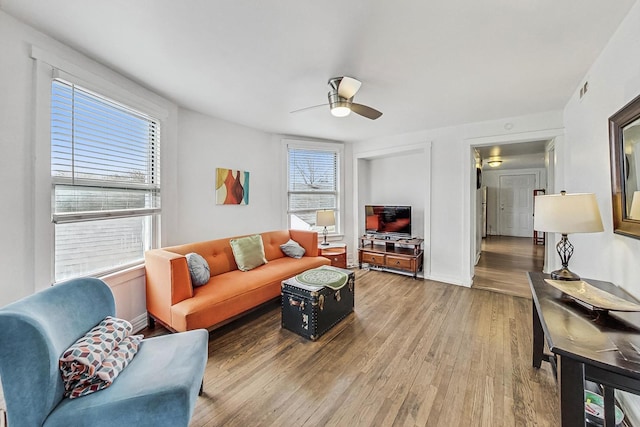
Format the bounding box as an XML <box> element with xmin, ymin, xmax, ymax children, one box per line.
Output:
<box><xmin>472</xmin><ymin>236</ymin><xmax>545</xmax><ymax>299</ymax></box>
<box><xmin>143</xmin><ymin>269</ymin><xmax>559</xmax><ymax>426</ymax></box>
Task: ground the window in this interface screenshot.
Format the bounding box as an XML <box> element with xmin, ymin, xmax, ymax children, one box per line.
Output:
<box><xmin>287</xmin><ymin>144</ymin><xmax>340</xmax><ymax>233</ymax></box>
<box><xmin>51</xmin><ymin>79</ymin><xmax>160</xmax><ymax>282</ymax></box>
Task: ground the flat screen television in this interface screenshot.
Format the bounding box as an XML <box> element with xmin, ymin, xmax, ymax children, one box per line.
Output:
<box><xmin>365</xmin><ymin>205</ymin><xmax>412</xmax><ymax>237</ymax></box>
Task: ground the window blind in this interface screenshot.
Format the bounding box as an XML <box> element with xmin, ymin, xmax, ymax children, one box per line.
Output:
<box><xmin>287</xmin><ymin>147</ymin><xmax>338</xmax><ymax>229</ymax></box>
<box><xmin>51</xmin><ymin>79</ymin><xmax>160</xmax><ymax>281</ymax></box>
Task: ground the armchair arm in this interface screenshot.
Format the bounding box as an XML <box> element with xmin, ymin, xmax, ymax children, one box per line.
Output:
<box><xmin>144</xmin><ymin>249</ymin><xmax>193</xmax><ymax>327</ymax></box>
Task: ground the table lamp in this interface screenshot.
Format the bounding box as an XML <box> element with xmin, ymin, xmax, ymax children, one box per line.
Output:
<box><xmin>316</xmin><ymin>210</ymin><xmax>335</xmax><ymax>246</ymax></box>
<box><xmin>630</xmin><ymin>191</ymin><xmax>640</xmax><ymax>220</ymax></box>
<box><xmin>534</xmin><ymin>191</ymin><xmax>604</xmax><ymax>281</ymax></box>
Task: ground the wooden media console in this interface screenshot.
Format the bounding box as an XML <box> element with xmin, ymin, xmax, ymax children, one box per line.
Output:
<box><xmin>358</xmin><ymin>236</ymin><xmax>424</xmax><ymax>279</ymax></box>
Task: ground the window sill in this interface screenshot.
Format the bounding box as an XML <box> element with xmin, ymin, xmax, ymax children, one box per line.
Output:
<box><xmin>320</xmin><ymin>234</ymin><xmax>344</xmax><ymax>243</ymax></box>
<box><xmin>98</xmin><ymin>263</ymin><xmax>145</xmax><ymax>288</ymax></box>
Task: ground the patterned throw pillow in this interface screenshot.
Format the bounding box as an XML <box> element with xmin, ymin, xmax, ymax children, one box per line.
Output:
<box><xmin>59</xmin><ymin>316</ymin><xmax>142</xmax><ymax>398</ymax></box>
<box><xmin>280</xmin><ymin>239</ymin><xmax>306</xmax><ymax>259</ymax></box>
<box><xmin>65</xmin><ymin>335</ymin><xmax>143</xmax><ymax>398</ymax></box>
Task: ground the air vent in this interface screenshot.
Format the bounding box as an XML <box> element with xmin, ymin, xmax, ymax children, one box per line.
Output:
<box><xmin>579</xmin><ymin>81</ymin><xmax>589</xmax><ymax>99</ymax></box>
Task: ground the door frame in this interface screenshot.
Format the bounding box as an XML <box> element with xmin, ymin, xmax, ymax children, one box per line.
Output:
<box><xmin>462</xmin><ymin>128</ymin><xmax>563</xmax><ymax>286</ymax></box>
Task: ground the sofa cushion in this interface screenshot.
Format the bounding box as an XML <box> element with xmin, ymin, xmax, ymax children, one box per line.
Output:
<box><xmin>185</xmin><ymin>253</ymin><xmax>210</xmax><ymax>287</ymax></box>
<box><xmin>230</xmin><ymin>234</ymin><xmax>267</xmax><ymax>271</ymax></box>
<box><xmin>280</xmin><ymin>239</ymin><xmax>306</xmax><ymax>259</ymax></box>
<box><xmin>171</xmin><ymin>255</ymin><xmax>331</xmax><ymax>331</ymax></box>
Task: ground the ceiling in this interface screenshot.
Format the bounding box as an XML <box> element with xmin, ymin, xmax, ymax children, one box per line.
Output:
<box><xmin>476</xmin><ymin>140</ymin><xmax>548</xmax><ymax>170</ymax></box>
<box><xmin>1</xmin><ymin>0</ymin><xmax>636</xmax><ymax>142</ymax></box>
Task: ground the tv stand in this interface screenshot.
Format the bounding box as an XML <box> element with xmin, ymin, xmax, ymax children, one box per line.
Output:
<box><xmin>358</xmin><ymin>236</ymin><xmax>424</xmax><ymax>279</ymax></box>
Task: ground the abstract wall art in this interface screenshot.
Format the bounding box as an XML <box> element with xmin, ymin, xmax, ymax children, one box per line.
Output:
<box><xmin>216</xmin><ymin>168</ymin><xmax>250</xmax><ymax>205</ymax></box>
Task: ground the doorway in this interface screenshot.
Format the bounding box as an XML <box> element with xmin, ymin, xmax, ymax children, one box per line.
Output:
<box><xmin>471</xmin><ymin>139</ymin><xmax>550</xmax><ymax>297</ymax></box>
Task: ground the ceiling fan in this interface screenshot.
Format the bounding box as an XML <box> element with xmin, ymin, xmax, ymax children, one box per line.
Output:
<box><xmin>291</xmin><ymin>76</ymin><xmax>383</xmax><ymax>120</ymax></box>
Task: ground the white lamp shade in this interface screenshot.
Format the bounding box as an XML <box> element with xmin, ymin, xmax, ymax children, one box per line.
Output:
<box><xmin>630</xmin><ymin>191</ymin><xmax>640</xmax><ymax>220</ymax></box>
<box><xmin>534</xmin><ymin>192</ymin><xmax>604</xmax><ymax>233</ymax></box>
<box><xmin>316</xmin><ymin>210</ymin><xmax>336</xmax><ymax>227</ymax></box>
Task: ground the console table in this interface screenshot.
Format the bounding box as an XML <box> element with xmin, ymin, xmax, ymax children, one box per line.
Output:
<box><xmin>528</xmin><ymin>271</ymin><xmax>640</xmax><ymax>426</ymax></box>
<box><xmin>358</xmin><ymin>236</ymin><xmax>423</xmax><ymax>279</ymax></box>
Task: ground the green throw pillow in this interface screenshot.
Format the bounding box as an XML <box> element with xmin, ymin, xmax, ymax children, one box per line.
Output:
<box><xmin>230</xmin><ymin>234</ymin><xmax>268</xmax><ymax>271</ymax></box>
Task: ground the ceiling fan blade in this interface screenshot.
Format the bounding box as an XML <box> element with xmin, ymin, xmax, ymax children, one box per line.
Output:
<box><xmin>337</xmin><ymin>77</ymin><xmax>362</xmax><ymax>99</ymax></box>
<box><xmin>290</xmin><ymin>103</ymin><xmax>329</xmax><ymax>114</ymax></box>
<box><xmin>351</xmin><ymin>103</ymin><xmax>383</xmax><ymax>120</ymax></box>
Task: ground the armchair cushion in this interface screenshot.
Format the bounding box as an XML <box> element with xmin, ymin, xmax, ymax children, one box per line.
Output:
<box><xmin>44</xmin><ymin>330</ymin><xmax>208</xmax><ymax>427</ymax></box>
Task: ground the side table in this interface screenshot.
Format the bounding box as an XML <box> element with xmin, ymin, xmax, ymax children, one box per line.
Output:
<box><xmin>318</xmin><ymin>243</ymin><xmax>347</xmax><ymax>269</ymax></box>
<box><xmin>528</xmin><ymin>271</ymin><xmax>640</xmax><ymax>426</ymax></box>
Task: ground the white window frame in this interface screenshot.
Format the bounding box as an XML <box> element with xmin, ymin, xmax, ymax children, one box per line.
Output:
<box><xmin>283</xmin><ymin>139</ymin><xmax>344</xmax><ymax>238</ymax></box>
<box><xmin>31</xmin><ymin>46</ymin><xmax>168</xmax><ymax>287</ymax></box>
<box><xmin>50</xmin><ymin>79</ymin><xmax>161</xmax><ymax>282</ymax></box>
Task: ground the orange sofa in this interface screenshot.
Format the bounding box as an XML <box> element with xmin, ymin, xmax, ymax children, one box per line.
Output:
<box><xmin>144</xmin><ymin>230</ymin><xmax>330</xmax><ymax>332</ymax></box>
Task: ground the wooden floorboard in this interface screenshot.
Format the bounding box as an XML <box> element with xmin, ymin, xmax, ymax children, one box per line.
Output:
<box><xmin>142</xmin><ymin>267</ymin><xmax>559</xmax><ymax>426</ymax></box>
<box><xmin>472</xmin><ymin>236</ymin><xmax>545</xmax><ymax>299</ymax></box>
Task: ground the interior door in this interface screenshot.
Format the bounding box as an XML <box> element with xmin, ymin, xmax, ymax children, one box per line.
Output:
<box><xmin>499</xmin><ymin>174</ymin><xmax>536</xmax><ymax>237</ymax></box>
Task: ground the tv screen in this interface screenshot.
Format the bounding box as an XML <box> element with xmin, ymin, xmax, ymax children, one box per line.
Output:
<box><xmin>365</xmin><ymin>205</ymin><xmax>412</xmax><ymax>236</ymax></box>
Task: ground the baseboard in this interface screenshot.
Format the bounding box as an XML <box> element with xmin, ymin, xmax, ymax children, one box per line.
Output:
<box><xmin>425</xmin><ymin>273</ymin><xmax>472</xmax><ymax>288</ymax></box>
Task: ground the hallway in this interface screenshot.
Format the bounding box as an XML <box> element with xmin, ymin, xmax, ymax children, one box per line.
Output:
<box><xmin>472</xmin><ymin>235</ymin><xmax>545</xmax><ymax>299</ymax></box>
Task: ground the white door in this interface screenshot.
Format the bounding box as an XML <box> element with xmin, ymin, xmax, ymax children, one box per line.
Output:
<box><xmin>499</xmin><ymin>174</ymin><xmax>536</xmax><ymax>237</ymax></box>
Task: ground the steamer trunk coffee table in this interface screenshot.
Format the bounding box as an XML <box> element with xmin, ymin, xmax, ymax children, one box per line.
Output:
<box><xmin>281</xmin><ymin>266</ymin><xmax>354</xmax><ymax>341</ymax></box>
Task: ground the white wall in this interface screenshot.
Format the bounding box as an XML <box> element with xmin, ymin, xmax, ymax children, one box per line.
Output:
<box><xmin>363</xmin><ymin>153</ymin><xmax>426</xmax><ymax>238</ymax></box>
<box><xmin>0</xmin><ymin>11</ymin><xmax>179</xmax><ymax>322</ymax></box>
<box><xmin>562</xmin><ymin>1</ymin><xmax>640</xmax><ymax>419</ymax></box>
<box><xmin>562</xmin><ymin>0</ymin><xmax>640</xmax><ymax>292</ymax></box>
<box><xmin>0</xmin><ymin>11</ymin><xmax>37</xmax><ymax>307</ymax></box>
<box><xmin>352</xmin><ymin>142</ymin><xmax>433</xmax><ymax>278</ymax></box>
<box><xmin>352</xmin><ymin>112</ymin><xmax>563</xmax><ymax>286</ymax></box>
<box><xmin>174</xmin><ymin>109</ymin><xmax>285</xmax><ymax>244</ymax></box>
<box><xmin>0</xmin><ymin>6</ymin><xmax>351</xmax><ymax>324</ymax></box>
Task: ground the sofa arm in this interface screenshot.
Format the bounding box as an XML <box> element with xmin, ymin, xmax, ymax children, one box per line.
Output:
<box><xmin>289</xmin><ymin>230</ymin><xmax>319</xmax><ymax>257</ymax></box>
<box><xmin>144</xmin><ymin>249</ymin><xmax>194</xmax><ymax>326</ymax></box>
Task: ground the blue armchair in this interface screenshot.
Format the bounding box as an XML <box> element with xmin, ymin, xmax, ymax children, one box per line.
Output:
<box><xmin>0</xmin><ymin>277</ymin><xmax>208</xmax><ymax>427</ymax></box>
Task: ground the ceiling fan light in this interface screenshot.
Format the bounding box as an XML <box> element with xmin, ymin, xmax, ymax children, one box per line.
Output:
<box><xmin>331</xmin><ymin>106</ymin><xmax>351</xmax><ymax>117</ymax></box>
<box><xmin>328</xmin><ymin>91</ymin><xmax>352</xmax><ymax>117</ymax></box>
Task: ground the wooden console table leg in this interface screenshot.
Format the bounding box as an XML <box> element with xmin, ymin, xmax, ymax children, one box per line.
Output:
<box><xmin>532</xmin><ymin>300</ymin><xmax>544</xmax><ymax>369</ymax></box>
<box><xmin>558</xmin><ymin>355</ymin><xmax>585</xmax><ymax>427</ymax></box>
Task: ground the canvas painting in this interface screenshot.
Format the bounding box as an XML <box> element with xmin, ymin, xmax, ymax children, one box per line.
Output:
<box><xmin>216</xmin><ymin>168</ymin><xmax>250</xmax><ymax>205</ymax></box>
